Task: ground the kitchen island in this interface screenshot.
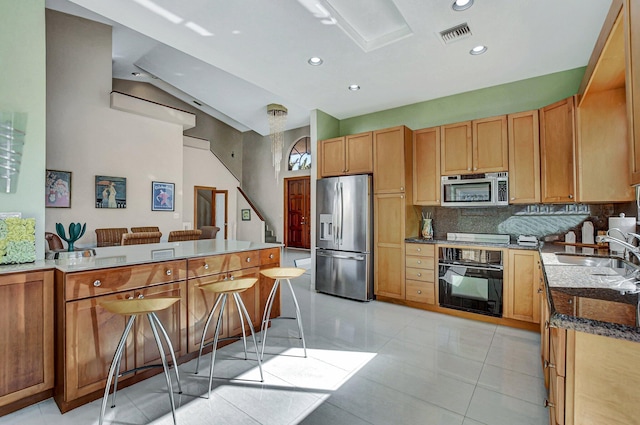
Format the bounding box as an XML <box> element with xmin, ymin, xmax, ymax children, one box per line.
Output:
<box><xmin>0</xmin><ymin>239</ymin><xmax>281</xmax><ymax>416</ymax></box>
<box><xmin>538</xmin><ymin>244</ymin><xmax>640</xmax><ymax>425</ymax></box>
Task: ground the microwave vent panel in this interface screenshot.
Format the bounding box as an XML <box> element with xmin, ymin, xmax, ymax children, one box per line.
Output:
<box><xmin>438</xmin><ymin>23</ymin><xmax>472</xmax><ymax>45</ymax></box>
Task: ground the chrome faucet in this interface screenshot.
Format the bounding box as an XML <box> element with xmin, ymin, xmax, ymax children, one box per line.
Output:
<box><xmin>596</xmin><ymin>228</ymin><xmax>640</xmax><ymax>262</ymax></box>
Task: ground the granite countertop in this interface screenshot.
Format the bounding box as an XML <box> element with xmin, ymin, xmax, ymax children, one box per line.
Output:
<box><xmin>405</xmin><ymin>236</ymin><xmax>539</xmax><ymax>250</ymax></box>
<box><xmin>0</xmin><ymin>240</ymin><xmax>282</xmax><ymax>275</ymax></box>
<box><xmin>539</xmin><ymin>244</ymin><xmax>640</xmax><ymax>343</ymax></box>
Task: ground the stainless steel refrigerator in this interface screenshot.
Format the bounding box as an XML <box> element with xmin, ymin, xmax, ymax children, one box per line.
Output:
<box><xmin>316</xmin><ymin>174</ymin><xmax>373</xmax><ymax>301</ymax></box>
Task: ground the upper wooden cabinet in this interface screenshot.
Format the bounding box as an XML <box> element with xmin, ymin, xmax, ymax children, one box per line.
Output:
<box><xmin>508</xmin><ymin>110</ymin><xmax>541</xmax><ymax>204</ymax></box>
<box><xmin>626</xmin><ymin>0</ymin><xmax>640</xmax><ymax>184</ymax></box>
<box><xmin>540</xmin><ymin>97</ymin><xmax>576</xmax><ymax>203</ymax></box>
<box><xmin>441</xmin><ymin>116</ymin><xmax>508</xmax><ymax>175</ymax></box>
<box><xmin>318</xmin><ymin>132</ymin><xmax>373</xmax><ymax>178</ymax></box>
<box><xmin>373</xmin><ymin>126</ymin><xmax>413</xmax><ymax>194</ymax></box>
<box><xmin>473</xmin><ymin>115</ymin><xmax>509</xmax><ymax>173</ymax></box>
<box><xmin>413</xmin><ymin>127</ymin><xmax>441</xmax><ymax>205</ymax></box>
<box><xmin>441</xmin><ymin>121</ymin><xmax>472</xmax><ymax>175</ymax></box>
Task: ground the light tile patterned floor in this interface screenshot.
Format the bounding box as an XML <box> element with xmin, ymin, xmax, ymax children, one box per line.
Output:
<box><xmin>0</xmin><ymin>248</ymin><xmax>548</xmax><ymax>425</ymax></box>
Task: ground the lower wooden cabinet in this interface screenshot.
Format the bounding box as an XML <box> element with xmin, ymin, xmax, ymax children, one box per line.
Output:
<box><xmin>0</xmin><ymin>270</ymin><xmax>54</xmax><ymax>413</ymax></box>
<box><xmin>504</xmin><ymin>250</ymin><xmax>541</xmax><ymax>323</ymax></box>
<box><xmin>404</xmin><ymin>243</ymin><xmax>436</xmax><ymax>304</ymax></box>
<box><xmin>61</xmin><ymin>281</ymin><xmax>187</xmax><ymax>404</ymax></box>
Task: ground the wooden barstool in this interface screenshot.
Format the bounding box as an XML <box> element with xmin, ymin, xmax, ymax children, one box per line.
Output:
<box><xmin>259</xmin><ymin>267</ymin><xmax>307</xmax><ymax>359</ymax></box>
<box><xmin>194</xmin><ymin>277</ymin><xmax>264</xmax><ymax>398</ymax></box>
<box><xmin>99</xmin><ymin>296</ymin><xmax>182</xmax><ymax>425</ymax></box>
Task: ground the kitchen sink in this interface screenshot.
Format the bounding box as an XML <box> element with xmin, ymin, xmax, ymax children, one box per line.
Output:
<box><xmin>554</xmin><ymin>253</ymin><xmax>629</xmax><ymax>268</ymax></box>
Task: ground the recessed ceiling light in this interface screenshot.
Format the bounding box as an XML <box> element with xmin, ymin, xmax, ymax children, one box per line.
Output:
<box><xmin>452</xmin><ymin>0</ymin><xmax>474</xmax><ymax>11</ymax></box>
<box><xmin>308</xmin><ymin>57</ymin><xmax>323</xmax><ymax>66</ymax></box>
<box><xmin>470</xmin><ymin>45</ymin><xmax>487</xmax><ymax>55</ymax></box>
<box><xmin>348</xmin><ymin>84</ymin><xmax>360</xmax><ymax>91</ymax></box>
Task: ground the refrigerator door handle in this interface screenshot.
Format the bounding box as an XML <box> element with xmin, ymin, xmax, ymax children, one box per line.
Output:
<box><xmin>316</xmin><ymin>251</ymin><xmax>365</xmax><ymax>261</ymax></box>
<box><xmin>332</xmin><ymin>182</ymin><xmax>339</xmax><ymax>245</ymax></box>
<box><xmin>339</xmin><ymin>181</ymin><xmax>344</xmax><ymax>245</ymax></box>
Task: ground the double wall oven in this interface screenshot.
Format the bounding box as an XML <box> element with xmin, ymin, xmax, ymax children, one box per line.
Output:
<box><xmin>438</xmin><ymin>245</ymin><xmax>504</xmax><ymax>317</ymax></box>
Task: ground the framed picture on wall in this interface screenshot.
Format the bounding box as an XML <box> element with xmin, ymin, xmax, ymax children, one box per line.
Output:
<box><xmin>241</xmin><ymin>209</ymin><xmax>251</xmax><ymax>221</ymax></box>
<box><xmin>152</xmin><ymin>181</ymin><xmax>175</xmax><ymax>211</ymax></box>
<box><xmin>95</xmin><ymin>176</ymin><xmax>127</xmax><ymax>208</ymax></box>
<box><xmin>46</xmin><ymin>170</ymin><xmax>72</xmax><ymax>208</ymax></box>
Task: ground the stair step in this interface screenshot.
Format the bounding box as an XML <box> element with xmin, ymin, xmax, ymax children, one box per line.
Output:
<box><xmin>265</xmin><ymin>235</ymin><xmax>277</xmax><ymax>243</ymax></box>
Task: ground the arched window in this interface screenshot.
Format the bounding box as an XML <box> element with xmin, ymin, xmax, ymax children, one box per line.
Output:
<box><xmin>288</xmin><ymin>136</ymin><xmax>311</xmax><ymax>171</ymax></box>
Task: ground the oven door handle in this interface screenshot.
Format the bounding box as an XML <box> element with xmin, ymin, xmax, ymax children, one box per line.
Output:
<box><xmin>438</xmin><ymin>263</ymin><xmax>503</xmax><ymax>272</ymax></box>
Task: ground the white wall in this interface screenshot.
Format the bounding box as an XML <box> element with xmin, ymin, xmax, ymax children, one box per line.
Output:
<box><xmin>0</xmin><ymin>0</ymin><xmax>47</xmax><ymax>259</ymax></box>
<box><xmin>45</xmin><ymin>10</ymin><xmax>185</xmax><ymax>245</ymax></box>
<box><xmin>183</xmin><ymin>136</ymin><xmax>239</xmax><ymax>239</ymax></box>
<box><xmin>242</xmin><ymin>126</ymin><xmax>311</xmax><ymax>243</ymax></box>
<box><xmin>236</xmin><ymin>194</ymin><xmax>265</xmax><ymax>243</ymax></box>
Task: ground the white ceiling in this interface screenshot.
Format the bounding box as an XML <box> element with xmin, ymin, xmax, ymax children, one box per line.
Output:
<box><xmin>45</xmin><ymin>0</ymin><xmax>613</xmax><ymax>136</ymax></box>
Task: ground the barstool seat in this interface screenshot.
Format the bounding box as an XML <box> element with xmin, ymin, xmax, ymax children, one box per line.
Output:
<box><xmin>259</xmin><ymin>267</ymin><xmax>307</xmax><ymax>359</ymax></box>
<box><xmin>99</xmin><ymin>297</ymin><xmax>182</xmax><ymax>425</ymax></box>
<box><xmin>194</xmin><ymin>277</ymin><xmax>264</xmax><ymax>398</ymax></box>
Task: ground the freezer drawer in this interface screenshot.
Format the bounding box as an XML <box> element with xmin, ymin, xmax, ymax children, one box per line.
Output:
<box><xmin>315</xmin><ymin>250</ymin><xmax>372</xmax><ymax>301</ymax></box>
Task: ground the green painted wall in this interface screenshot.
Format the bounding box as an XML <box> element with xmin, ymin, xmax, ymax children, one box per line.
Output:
<box><xmin>339</xmin><ymin>67</ymin><xmax>586</xmax><ymax>135</ymax></box>
<box><xmin>0</xmin><ymin>0</ymin><xmax>47</xmax><ymax>259</ymax></box>
<box><xmin>315</xmin><ymin>109</ymin><xmax>340</xmax><ymax>140</ymax></box>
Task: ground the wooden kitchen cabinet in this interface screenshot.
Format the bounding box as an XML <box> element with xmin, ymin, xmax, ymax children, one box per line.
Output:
<box><xmin>441</xmin><ymin>121</ymin><xmax>472</xmax><ymax>175</ymax></box>
<box><xmin>259</xmin><ymin>247</ymin><xmax>281</xmax><ymax>321</ymax></box>
<box><xmin>404</xmin><ymin>243</ymin><xmax>436</xmax><ymax>304</ymax></box>
<box><xmin>55</xmin><ymin>261</ymin><xmax>188</xmax><ymax>412</ymax></box>
<box><xmin>413</xmin><ymin>126</ymin><xmax>441</xmax><ymax>205</ymax></box>
<box><xmin>0</xmin><ymin>270</ymin><xmax>54</xmax><ymax>415</ymax></box>
<box><xmin>504</xmin><ymin>250</ymin><xmax>541</xmax><ymax>324</ymax></box>
<box><xmin>186</xmin><ymin>250</ymin><xmax>261</xmax><ymax>353</ymax></box>
<box><xmin>540</xmin><ymin>97</ymin><xmax>576</xmax><ymax>203</ymax></box>
<box><xmin>318</xmin><ymin>132</ymin><xmax>373</xmax><ymax>178</ymax></box>
<box><xmin>508</xmin><ymin>110</ymin><xmax>541</xmax><ymax>204</ymax></box>
<box><xmin>373</xmin><ymin>126</ymin><xmax>413</xmax><ymax>193</ymax></box>
<box><xmin>441</xmin><ymin>116</ymin><xmax>508</xmax><ymax>175</ymax></box>
<box><xmin>472</xmin><ymin>115</ymin><xmax>509</xmax><ymax>173</ymax></box>
<box><xmin>627</xmin><ymin>0</ymin><xmax>640</xmax><ymax>185</ymax></box>
<box><xmin>575</xmin><ymin>3</ymin><xmax>634</xmax><ymax>203</ymax></box>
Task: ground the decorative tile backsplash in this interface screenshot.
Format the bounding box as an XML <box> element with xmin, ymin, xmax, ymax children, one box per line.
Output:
<box><xmin>418</xmin><ymin>202</ymin><xmax>636</xmax><ymax>242</ymax></box>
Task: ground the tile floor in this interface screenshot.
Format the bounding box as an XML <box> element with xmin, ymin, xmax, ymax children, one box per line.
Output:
<box><xmin>1</xmin><ymin>249</ymin><xmax>548</xmax><ymax>425</ymax></box>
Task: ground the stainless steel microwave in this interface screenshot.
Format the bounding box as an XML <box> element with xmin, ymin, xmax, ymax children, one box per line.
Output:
<box><xmin>441</xmin><ymin>172</ymin><xmax>509</xmax><ymax>207</ymax></box>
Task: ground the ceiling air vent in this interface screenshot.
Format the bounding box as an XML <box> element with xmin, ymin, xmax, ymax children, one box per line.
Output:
<box><xmin>439</xmin><ymin>23</ymin><xmax>472</xmax><ymax>44</ymax></box>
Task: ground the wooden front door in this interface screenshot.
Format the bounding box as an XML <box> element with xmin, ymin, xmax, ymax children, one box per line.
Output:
<box><xmin>285</xmin><ymin>177</ymin><xmax>310</xmax><ymax>248</ymax></box>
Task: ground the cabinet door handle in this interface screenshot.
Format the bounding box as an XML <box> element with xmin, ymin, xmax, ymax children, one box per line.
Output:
<box><xmin>400</xmin><ymin>195</ymin><xmax>404</xmax><ymax>199</ymax></box>
<box><xmin>544</xmin><ymin>360</ymin><xmax>556</xmax><ymax>369</ymax></box>
<box><xmin>467</xmin><ymin>168</ymin><xmax>471</xmax><ymax>171</ymax></box>
<box><xmin>166</xmin><ymin>269</ymin><xmax>172</xmax><ymax>276</ymax></box>
<box><xmin>544</xmin><ymin>399</ymin><xmax>555</xmax><ymax>408</ymax></box>
<box><xmin>229</xmin><ymin>275</ymin><xmax>235</xmax><ymax>280</ymax></box>
<box><xmin>473</xmin><ymin>167</ymin><xmax>478</xmax><ymax>171</ymax></box>
<box><xmin>93</xmin><ymin>279</ymin><xmax>101</xmax><ymax>287</ymax></box>
<box><xmin>400</xmin><ymin>187</ymin><xmax>404</xmax><ymax>191</ymax></box>
<box><xmin>204</xmin><ymin>264</ymin><xmax>209</xmax><ymax>270</ymax></box>
<box><xmin>269</xmin><ymin>254</ymin><xmax>274</xmax><ymax>259</ymax></box>
<box><xmin>568</xmin><ymin>194</ymin><xmax>573</xmax><ymax>199</ymax></box>
<box><xmin>545</xmin><ymin>320</ymin><xmax>550</xmax><ymax>330</ymax></box>
<box><xmin>537</xmin><ymin>288</ymin><xmax>543</xmax><ymax>293</ymax></box>
<box><xmin>246</xmin><ymin>257</ymin><xmax>251</xmax><ymax>263</ymax></box>
<box><xmin>510</xmin><ymin>197</ymin><xmax>515</xmax><ymax>201</ymax></box>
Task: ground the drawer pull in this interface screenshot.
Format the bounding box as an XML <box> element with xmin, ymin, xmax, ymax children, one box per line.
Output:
<box><xmin>269</xmin><ymin>254</ymin><xmax>274</xmax><ymax>259</ymax></box>
<box><xmin>537</xmin><ymin>288</ymin><xmax>542</xmax><ymax>293</ymax></box>
<box><xmin>417</xmin><ymin>273</ymin><xmax>422</xmax><ymax>277</ymax></box>
<box><xmin>93</xmin><ymin>279</ymin><xmax>101</xmax><ymax>287</ymax></box>
<box><xmin>166</xmin><ymin>269</ymin><xmax>172</xmax><ymax>276</ymax></box>
<box><xmin>544</xmin><ymin>360</ymin><xmax>556</xmax><ymax>369</ymax></box>
<box><xmin>417</xmin><ymin>248</ymin><xmax>421</xmax><ymax>252</ymax></box>
<box><xmin>246</xmin><ymin>257</ymin><xmax>251</xmax><ymax>263</ymax></box>
<box><xmin>204</xmin><ymin>264</ymin><xmax>209</xmax><ymax>270</ymax></box>
<box><xmin>229</xmin><ymin>275</ymin><xmax>235</xmax><ymax>280</ymax></box>
<box><xmin>417</xmin><ymin>260</ymin><xmax>421</xmax><ymax>264</ymax></box>
<box><xmin>417</xmin><ymin>290</ymin><xmax>422</xmax><ymax>294</ymax></box>
<box><xmin>544</xmin><ymin>399</ymin><xmax>555</xmax><ymax>408</ymax></box>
